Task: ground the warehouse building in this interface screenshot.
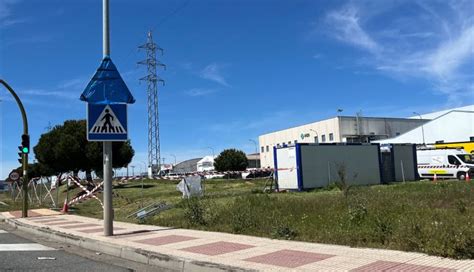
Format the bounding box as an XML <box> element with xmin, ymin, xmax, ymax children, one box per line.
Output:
<box><xmin>259</xmin><ymin>105</ymin><xmax>474</xmax><ymax>168</ymax></box>
<box><xmin>173</xmin><ymin>158</ymin><xmax>201</xmax><ymax>173</ymax></box>
<box><xmin>259</xmin><ymin>116</ymin><xmax>426</xmax><ymax>167</ymax></box>
<box><xmin>376</xmin><ymin>105</ymin><xmax>474</xmax><ymax>145</ymax></box>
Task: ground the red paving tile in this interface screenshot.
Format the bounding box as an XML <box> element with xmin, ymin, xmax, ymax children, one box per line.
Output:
<box><xmin>9</xmin><ymin>210</ymin><xmax>41</xmax><ymax>218</ymax></box>
<box><xmin>136</xmin><ymin>235</ymin><xmax>197</xmax><ymax>246</ymax></box>
<box><xmin>44</xmin><ymin>221</ymin><xmax>83</xmax><ymax>226</ymax></box>
<box><xmin>245</xmin><ymin>249</ymin><xmax>335</xmax><ymax>268</ymax></box>
<box><xmin>78</xmin><ymin>227</ymin><xmax>126</xmax><ymax>234</ymax></box>
<box><xmin>60</xmin><ymin>223</ymin><xmax>100</xmax><ymax>229</ymax></box>
<box><xmin>181</xmin><ymin>241</ymin><xmax>254</xmax><ymax>256</ymax></box>
<box><xmin>351</xmin><ymin>261</ymin><xmax>456</xmax><ymax>272</ymax></box>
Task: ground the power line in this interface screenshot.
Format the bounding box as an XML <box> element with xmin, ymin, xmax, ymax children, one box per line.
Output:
<box><xmin>150</xmin><ymin>0</ymin><xmax>192</xmax><ymax>32</ymax></box>
<box><xmin>122</xmin><ymin>0</ymin><xmax>191</xmax><ymax>64</ymax></box>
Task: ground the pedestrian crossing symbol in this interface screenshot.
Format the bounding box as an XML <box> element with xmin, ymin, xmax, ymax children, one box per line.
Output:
<box><xmin>87</xmin><ymin>104</ymin><xmax>127</xmax><ymax>141</ymax></box>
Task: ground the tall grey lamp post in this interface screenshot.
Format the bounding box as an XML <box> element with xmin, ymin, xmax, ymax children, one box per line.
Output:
<box><xmin>249</xmin><ymin>139</ymin><xmax>259</xmax><ymax>168</ymax></box>
<box><xmin>170</xmin><ymin>154</ymin><xmax>176</xmax><ymax>166</ymax></box>
<box><xmin>310</xmin><ymin>129</ymin><xmax>318</xmax><ymax>143</ymax></box>
<box><xmin>207</xmin><ymin>147</ymin><xmax>215</xmax><ymax>157</ymax></box>
<box><xmin>413</xmin><ymin>112</ymin><xmax>426</xmax><ymax>146</ymax></box>
<box><xmin>140</xmin><ymin>161</ymin><xmax>147</xmax><ymax>177</ymax></box>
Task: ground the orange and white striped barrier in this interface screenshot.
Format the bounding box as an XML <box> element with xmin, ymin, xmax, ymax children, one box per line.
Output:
<box><xmin>67</xmin><ymin>176</ymin><xmax>104</xmax><ymax>208</ymax></box>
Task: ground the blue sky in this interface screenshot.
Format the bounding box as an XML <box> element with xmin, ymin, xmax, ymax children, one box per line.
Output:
<box><xmin>1</xmin><ymin>0</ymin><xmax>473</xmax><ymax>177</ymax></box>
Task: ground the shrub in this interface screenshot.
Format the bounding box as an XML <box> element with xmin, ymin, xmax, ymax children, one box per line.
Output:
<box><xmin>372</xmin><ymin>214</ymin><xmax>393</xmax><ymax>245</ymax></box>
<box><xmin>271</xmin><ymin>224</ymin><xmax>298</xmax><ymax>240</ymax></box>
<box><xmin>348</xmin><ymin>202</ymin><xmax>368</xmax><ymax>225</ymax></box>
<box><xmin>229</xmin><ymin>195</ymin><xmax>265</xmax><ymax>233</ymax></box>
<box><xmin>334</xmin><ymin>162</ymin><xmax>356</xmax><ymax>198</ymax></box>
<box><xmin>182</xmin><ymin>197</ymin><xmax>207</xmax><ymax>226</ymax></box>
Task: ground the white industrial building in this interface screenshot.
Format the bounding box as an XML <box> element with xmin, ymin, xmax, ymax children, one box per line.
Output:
<box><xmin>196</xmin><ymin>156</ymin><xmax>215</xmax><ymax>172</ymax></box>
<box><xmin>258</xmin><ymin>105</ymin><xmax>474</xmax><ymax>168</ymax></box>
<box><xmin>377</xmin><ymin>105</ymin><xmax>474</xmax><ymax>145</ymax></box>
<box><xmin>259</xmin><ymin>116</ymin><xmax>426</xmax><ymax>168</ymax></box>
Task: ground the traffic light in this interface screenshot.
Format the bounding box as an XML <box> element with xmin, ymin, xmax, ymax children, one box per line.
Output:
<box><xmin>17</xmin><ymin>146</ymin><xmax>23</xmax><ymax>164</ymax></box>
<box><xmin>17</xmin><ymin>134</ymin><xmax>29</xmax><ymax>164</ymax></box>
<box><xmin>21</xmin><ymin>134</ymin><xmax>29</xmax><ymax>154</ymax></box>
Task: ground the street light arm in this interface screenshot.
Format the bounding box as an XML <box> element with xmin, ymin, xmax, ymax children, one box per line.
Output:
<box><xmin>1</xmin><ymin>79</ymin><xmax>29</xmax><ymax>218</ymax></box>
<box><xmin>0</xmin><ymin>80</ymin><xmax>28</xmax><ymax>135</ymax></box>
<box><xmin>413</xmin><ymin>112</ymin><xmax>426</xmax><ymax>145</ymax></box>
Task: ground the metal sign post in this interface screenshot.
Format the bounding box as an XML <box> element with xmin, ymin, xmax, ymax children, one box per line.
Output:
<box><xmin>102</xmin><ymin>0</ymin><xmax>113</xmax><ymax>237</ymax></box>
<box><xmin>80</xmin><ymin>0</ymin><xmax>135</xmax><ymax>236</ymax></box>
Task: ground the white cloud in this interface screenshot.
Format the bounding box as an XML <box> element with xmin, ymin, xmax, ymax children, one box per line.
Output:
<box><xmin>423</xmin><ymin>26</ymin><xmax>474</xmax><ymax>79</ymax></box>
<box><xmin>57</xmin><ymin>78</ymin><xmax>84</xmax><ymax>90</ymax></box>
<box><xmin>20</xmin><ymin>89</ymin><xmax>77</xmax><ymax>99</ymax></box>
<box><xmin>184</xmin><ymin>88</ymin><xmax>217</xmax><ymax>97</ymax></box>
<box><xmin>326</xmin><ymin>5</ymin><xmax>380</xmax><ymax>54</ymax></box>
<box><xmin>322</xmin><ymin>1</ymin><xmax>474</xmax><ymax>104</ymax></box>
<box><xmin>200</xmin><ymin>63</ymin><xmax>229</xmax><ymax>87</ymax></box>
<box><xmin>0</xmin><ymin>0</ymin><xmax>25</xmax><ymax>28</ymax></box>
<box><xmin>312</xmin><ymin>53</ymin><xmax>323</xmax><ymax>59</ymax></box>
<box><xmin>19</xmin><ymin>76</ymin><xmax>86</xmax><ymax>100</ymax></box>
<box><xmin>0</xmin><ymin>0</ymin><xmax>18</xmax><ymax>20</ymax></box>
<box><xmin>0</xmin><ymin>17</ymin><xmax>27</xmax><ymax>28</ymax></box>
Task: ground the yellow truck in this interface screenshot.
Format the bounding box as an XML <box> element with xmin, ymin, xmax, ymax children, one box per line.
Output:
<box><xmin>435</xmin><ymin>141</ymin><xmax>474</xmax><ymax>154</ymax></box>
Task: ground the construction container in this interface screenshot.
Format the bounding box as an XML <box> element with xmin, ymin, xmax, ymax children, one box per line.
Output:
<box><xmin>274</xmin><ymin>143</ymin><xmax>382</xmax><ymax>190</ymax></box>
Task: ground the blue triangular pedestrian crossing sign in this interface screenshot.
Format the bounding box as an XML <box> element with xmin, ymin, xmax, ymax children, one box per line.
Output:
<box><xmin>87</xmin><ymin>104</ymin><xmax>128</xmax><ymax>141</ymax></box>
<box><xmin>89</xmin><ymin>105</ymin><xmax>126</xmax><ymax>134</ymax></box>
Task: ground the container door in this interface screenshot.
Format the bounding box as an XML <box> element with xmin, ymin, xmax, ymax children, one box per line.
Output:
<box><xmin>276</xmin><ymin>147</ymin><xmax>298</xmax><ymax>190</ymax></box>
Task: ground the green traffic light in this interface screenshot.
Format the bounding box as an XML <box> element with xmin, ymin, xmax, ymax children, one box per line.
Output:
<box><xmin>22</xmin><ymin>147</ymin><xmax>29</xmax><ymax>153</ymax></box>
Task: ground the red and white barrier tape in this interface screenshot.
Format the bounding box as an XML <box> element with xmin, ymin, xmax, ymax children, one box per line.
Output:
<box><xmin>114</xmin><ymin>168</ymin><xmax>281</xmax><ymax>181</ymax></box>
<box><xmin>418</xmin><ymin>165</ymin><xmax>468</xmax><ymax>169</ymax></box>
<box><xmin>67</xmin><ymin>176</ymin><xmax>103</xmax><ymax>208</ymax></box>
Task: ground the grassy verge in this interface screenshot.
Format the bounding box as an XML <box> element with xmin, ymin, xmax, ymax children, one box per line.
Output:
<box><xmin>1</xmin><ymin>179</ymin><xmax>472</xmax><ymax>259</ymax></box>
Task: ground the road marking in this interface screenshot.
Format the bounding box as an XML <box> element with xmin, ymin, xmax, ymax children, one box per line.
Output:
<box><xmin>0</xmin><ymin>243</ymin><xmax>56</xmax><ymax>251</ymax></box>
<box><xmin>0</xmin><ymin>230</ymin><xmax>7</xmax><ymax>234</ymax></box>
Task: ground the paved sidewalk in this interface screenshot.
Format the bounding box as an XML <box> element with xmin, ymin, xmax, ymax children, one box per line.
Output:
<box><xmin>1</xmin><ymin>209</ymin><xmax>473</xmax><ymax>271</ymax></box>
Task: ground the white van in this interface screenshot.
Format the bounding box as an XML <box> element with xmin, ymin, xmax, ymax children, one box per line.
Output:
<box><xmin>417</xmin><ymin>148</ymin><xmax>474</xmax><ymax>180</ymax></box>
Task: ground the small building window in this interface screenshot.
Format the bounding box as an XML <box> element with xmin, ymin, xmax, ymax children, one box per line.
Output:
<box><xmin>329</xmin><ymin>133</ymin><xmax>334</xmax><ymax>141</ymax></box>
<box><xmin>314</xmin><ymin>136</ymin><xmax>318</xmax><ymax>143</ymax></box>
<box><xmin>396</xmin><ymin>132</ymin><xmax>401</xmax><ymax>136</ymax></box>
<box><xmin>266</xmin><ymin>146</ymin><xmax>269</xmax><ymax>152</ymax></box>
<box><xmin>261</xmin><ymin>146</ymin><xmax>264</xmax><ymax>153</ymax></box>
<box><xmin>321</xmin><ymin>135</ymin><xmax>326</xmax><ymax>142</ymax></box>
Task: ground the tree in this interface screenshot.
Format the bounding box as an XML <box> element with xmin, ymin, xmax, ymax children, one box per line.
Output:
<box><xmin>34</xmin><ymin>119</ymin><xmax>134</xmax><ymax>179</ymax></box>
<box><xmin>85</xmin><ymin>140</ymin><xmax>135</xmax><ymax>174</ymax></box>
<box><xmin>213</xmin><ymin>149</ymin><xmax>248</xmax><ymax>172</ymax></box>
<box><xmin>13</xmin><ymin>163</ymin><xmax>54</xmax><ymax>180</ymax></box>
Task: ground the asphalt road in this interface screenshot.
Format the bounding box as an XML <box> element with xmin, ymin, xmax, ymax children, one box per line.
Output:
<box><xmin>0</xmin><ymin>223</ymin><xmax>162</xmax><ymax>272</ymax></box>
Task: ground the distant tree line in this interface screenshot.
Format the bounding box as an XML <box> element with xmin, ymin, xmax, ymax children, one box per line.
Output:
<box><xmin>12</xmin><ymin>120</ymin><xmax>134</xmax><ymax>181</ymax></box>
